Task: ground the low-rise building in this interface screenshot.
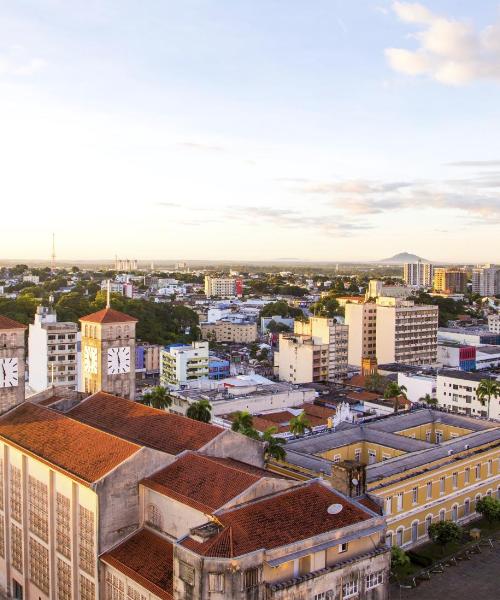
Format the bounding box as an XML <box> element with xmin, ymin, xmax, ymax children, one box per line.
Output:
<box><xmin>200</xmin><ymin>319</ymin><xmax>258</xmax><ymax>343</ymax></box>
<box><xmin>438</xmin><ymin>326</ymin><xmax>500</xmax><ymax>346</ymax></box>
<box><xmin>437</xmin><ymin>342</ymin><xmax>477</xmax><ymax>371</ymax></box>
<box><xmin>135</xmin><ymin>343</ymin><xmax>162</xmax><ymax>377</ymax></box>
<box><xmin>160</xmin><ymin>342</ymin><xmax>210</xmax><ymax>388</ymax></box>
<box><xmin>436</xmin><ymin>370</ymin><xmax>500</xmax><ymax>419</ymax></box>
<box><xmin>397</xmin><ymin>372</ymin><xmax>436</xmax><ymax>403</ymax></box>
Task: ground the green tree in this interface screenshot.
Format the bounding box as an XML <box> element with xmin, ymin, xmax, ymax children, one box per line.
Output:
<box><xmin>262</xmin><ymin>426</ymin><xmax>286</xmax><ymax>461</ymax></box>
<box><xmin>186</xmin><ymin>399</ymin><xmax>212</xmax><ymax>423</ymax></box>
<box><xmin>476</xmin><ymin>379</ymin><xmax>500</xmax><ymax>419</ymax></box>
<box><xmin>384</xmin><ymin>382</ymin><xmax>407</xmax><ymax>413</ymax></box>
<box><xmin>259</xmin><ymin>300</ymin><xmax>303</xmax><ymax>319</ymax></box>
<box><xmin>365</xmin><ymin>373</ymin><xmax>386</xmax><ymax>393</ymax></box>
<box><xmin>140</xmin><ymin>386</ymin><xmax>172</xmax><ymax>410</ymax></box>
<box><xmin>421</xmin><ymin>393</ymin><xmax>438</xmax><ymax>407</ymax></box>
<box><xmin>475</xmin><ymin>496</ymin><xmax>500</xmax><ymax>524</ymax></box>
<box><xmin>289</xmin><ymin>412</ymin><xmax>312</xmax><ymax>436</ymax></box>
<box><xmin>391</xmin><ymin>546</ymin><xmax>410</xmax><ymax>569</ymax></box>
<box><xmin>428</xmin><ymin>521</ymin><xmax>462</xmax><ymax>554</ymax></box>
<box><xmin>231</xmin><ymin>411</ymin><xmax>260</xmax><ymax>439</ymax></box>
<box><xmin>309</xmin><ymin>296</ymin><xmax>342</xmax><ymax>318</ymax></box>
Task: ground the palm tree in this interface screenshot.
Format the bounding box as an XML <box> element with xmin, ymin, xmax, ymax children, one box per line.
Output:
<box><xmin>262</xmin><ymin>426</ymin><xmax>286</xmax><ymax>461</ymax></box>
<box><xmin>231</xmin><ymin>411</ymin><xmax>260</xmax><ymax>439</ymax></box>
<box><xmin>421</xmin><ymin>393</ymin><xmax>437</xmax><ymax>407</ymax></box>
<box><xmin>186</xmin><ymin>399</ymin><xmax>212</xmax><ymax>423</ymax></box>
<box><xmin>476</xmin><ymin>379</ymin><xmax>500</xmax><ymax>419</ymax></box>
<box><xmin>141</xmin><ymin>386</ymin><xmax>172</xmax><ymax>410</ymax></box>
<box><xmin>384</xmin><ymin>382</ymin><xmax>407</xmax><ymax>413</ymax></box>
<box><xmin>289</xmin><ymin>412</ymin><xmax>312</xmax><ymax>436</ymax></box>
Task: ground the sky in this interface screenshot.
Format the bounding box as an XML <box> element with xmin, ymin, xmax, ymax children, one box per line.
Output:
<box><xmin>1</xmin><ymin>0</ymin><xmax>500</xmax><ymax>263</ymax></box>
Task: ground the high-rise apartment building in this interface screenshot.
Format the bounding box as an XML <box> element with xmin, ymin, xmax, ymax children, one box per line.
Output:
<box><xmin>376</xmin><ymin>298</ymin><xmax>438</xmax><ymax>365</ymax></box>
<box><xmin>275</xmin><ymin>317</ymin><xmax>348</xmax><ymax>383</ymax></box>
<box><xmin>433</xmin><ymin>268</ymin><xmax>467</xmax><ymax>293</ymax></box>
<box><xmin>204</xmin><ymin>276</ymin><xmax>242</xmax><ymax>297</ymax></box>
<box><xmin>0</xmin><ymin>315</ymin><xmax>26</xmax><ymax>415</ymax></box>
<box><xmin>28</xmin><ymin>306</ymin><xmax>80</xmax><ymax>393</ymax></box>
<box><xmin>472</xmin><ymin>264</ymin><xmax>500</xmax><ymax>296</ymax></box>
<box><xmin>403</xmin><ymin>261</ymin><xmax>433</xmax><ymax>288</ymax></box>
<box><xmin>345</xmin><ymin>302</ymin><xmax>377</xmax><ymax>366</ymax></box>
<box><xmin>160</xmin><ymin>341</ymin><xmax>209</xmax><ymax>387</ymax></box>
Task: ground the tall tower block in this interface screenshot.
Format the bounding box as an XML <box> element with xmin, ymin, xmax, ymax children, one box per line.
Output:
<box><xmin>79</xmin><ymin>307</ymin><xmax>138</xmax><ymax>400</ymax></box>
<box><xmin>0</xmin><ymin>316</ymin><xmax>27</xmax><ymax>414</ymax></box>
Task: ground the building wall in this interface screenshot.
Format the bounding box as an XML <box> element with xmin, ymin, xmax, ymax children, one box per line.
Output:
<box><xmin>318</xmin><ymin>442</ymin><xmax>405</xmax><ymax>465</ymax></box>
<box><xmin>345</xmin><ymin>303</ymin><xmax>377</xmax><ymax>367</ymax></box>
<box><xmin>275</xmin><ymin>336</ymin><xmax>316</xmax><ymax>384</ymax></box>
<box><xmin>0</xmin><ymin>326</ymin><xmax>26</xmax><ymax>414</ymax></box>
<box><xmin>200</xmin><ymin>321</ymin><xmax>257</xmax><ymax>343</ymax></box>
<box><xmin>437</xmin><ymin>374</ymin><xmax>500</xmax><ymax>419</ymax></box>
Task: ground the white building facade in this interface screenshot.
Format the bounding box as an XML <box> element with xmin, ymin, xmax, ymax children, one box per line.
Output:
<box><xmin>160</xmin><ymin>341</ymin><xmax>209</xmax><ymax>387</ymax></box>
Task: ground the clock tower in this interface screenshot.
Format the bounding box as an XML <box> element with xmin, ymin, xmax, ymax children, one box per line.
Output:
<box><xmin>0</xmin><ymin>315</ymin><xmax>26</xmax><ymax>414</ymax></box>
<box><xmin>79</xmin><ymin>307</ymin><xmax>138</xmax><ymax>400</ymax></box>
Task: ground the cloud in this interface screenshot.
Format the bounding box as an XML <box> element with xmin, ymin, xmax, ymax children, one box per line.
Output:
<box><xmin>386</xmin><ymin>2</ymin><xmax>500</xmax><ymax>84</ymax></box>
<box><xmin>0</xmin><ymin>48</ymin><xmax>47</xmax><ymax>77</ymax></box>
<box><xmin>446</xmin><ymin>160</ymin><xmax>500</xmax><ymax>167</ymax></box>
<box><xmin>293</xmin><ymin>174</ymin><xmax>500</xmax><ymax>223</ymax></box>
<box><xmin>178</xmin><ymin>141</ymin><xmax>226</xmax><ymax>152</ymax></box>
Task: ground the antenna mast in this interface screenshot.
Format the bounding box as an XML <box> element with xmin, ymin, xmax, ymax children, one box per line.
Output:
<box><xmin>51</xmin><ymin>233</ymin><xmax>56</xmax><ymax>271</ymax></box>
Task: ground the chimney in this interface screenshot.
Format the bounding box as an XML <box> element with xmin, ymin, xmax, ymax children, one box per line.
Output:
<box><xmin>330</xmin><ymin>460</ymin><xmax>367</xmax><ymax>497</ymax></box>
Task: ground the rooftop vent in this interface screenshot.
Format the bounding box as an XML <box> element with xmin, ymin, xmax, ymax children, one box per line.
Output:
<box><xmin>327</xmin><ymin>503</ymin><xmax>343</xmax><ymax>515</ymax></box>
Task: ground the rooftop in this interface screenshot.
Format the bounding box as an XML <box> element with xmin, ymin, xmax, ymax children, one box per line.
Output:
<box><xmin>101</xmin><ymin>529</ymin><xmax>173</xmax><ymax>600</ymax></box>
<box><xmin>79</xmin><ymin>307</ymin><xmax>138</xmax><ymax>324</ymax></box>
<box><xmin>67</xmin><ymin>392</ymin><xmax>223</xmax><ymax>455</ymax></box>
<box><xmin>437</xmin><ymin>369</ymin><xmax>497</xmax><ymax>383</ymax></box>
<box><xmin>181</xmin><ymin>481</ymin><xmax>372</xmax><ymax>558</ymax></box>
<box><xmin>142</xmin><ymin>451</ymin><xmax>285</xmax><ymax>512</ymax></box>
<box><xmin>0</xmin><ymin>402</ymin><xmax>140</xmax><ymax>485</ymax></box>
<box><xmin>0</xmin><ymin>315</ymin><xmax>27</xmax><ymax>330</ymax></box>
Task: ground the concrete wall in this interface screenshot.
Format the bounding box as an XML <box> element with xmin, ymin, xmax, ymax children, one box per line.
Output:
<box><xmin>200</xmin><ymin>429</ymin><xmax>266</xmax><ymax>468</ymax></box>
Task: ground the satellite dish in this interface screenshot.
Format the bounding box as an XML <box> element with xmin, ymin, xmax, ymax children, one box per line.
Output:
<box><xmin>352</xmin><ymin>478</ymin><xmax>359</xmax><ymax>486</ymax></box>
<box><xmin>327</xmin><ymin>503</ymin><xmax>343</xmax><ymax>515</ymax></box>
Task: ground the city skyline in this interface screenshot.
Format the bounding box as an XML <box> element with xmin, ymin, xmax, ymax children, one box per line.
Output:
<box><xmin>1</xmin><ymin>1</ymin><xmax>500</xmax><ymax>261</ymax></box>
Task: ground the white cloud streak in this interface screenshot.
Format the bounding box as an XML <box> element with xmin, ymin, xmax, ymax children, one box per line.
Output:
<box><xmin>386</xmin><ymin>2</ymin><xmax>500</xmax><ymax>84</ymax></box>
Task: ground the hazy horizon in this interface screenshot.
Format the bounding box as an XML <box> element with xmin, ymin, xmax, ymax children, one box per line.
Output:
<box><xmin>1</xmin><ymin>1</ymin><xmax>499</xmax><ymax>261</ymax></box>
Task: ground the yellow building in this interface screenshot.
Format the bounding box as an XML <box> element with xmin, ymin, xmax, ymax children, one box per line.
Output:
<box><xmin>433</xmin><ymin>268</ymin><xmax>467</xmax><ymax>294</ymax></box>
<box><xmin>271</xmin><ymin>409</ymin><xmax>500</xmax><ymax>549</ymax></box>
<box><xmin>200</xmin><ymin>319</ymin><xmax>257</xmax><ymax>343</ymax></box>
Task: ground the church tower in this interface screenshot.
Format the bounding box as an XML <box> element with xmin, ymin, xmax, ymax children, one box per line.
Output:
<box><xmin>80</xmin><ymin>307</ymin><xmax>138</xmax><ymax>400</ymax></box>
<box><xmin>0</xmin><ymin>315</ymin><xmax>26</xmax><ymax>414</ymax></box>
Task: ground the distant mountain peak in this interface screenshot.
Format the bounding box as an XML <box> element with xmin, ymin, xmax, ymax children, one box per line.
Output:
<box><xmin>378</xmin><ymin>252</ymin><xmax>430</xmax><ymax>264</ymax></box>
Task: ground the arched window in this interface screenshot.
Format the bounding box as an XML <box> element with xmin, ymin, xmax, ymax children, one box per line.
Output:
<box><xmin>439</xmin><ymin>509</ymin><xmax>446</xmax><ymax>522</ymax></box>
<box><xmin>486</xmin><ymin>489</ymin><xmax>492</xmax><ymax>497</ymax></box>
<box><xmin>108</xmin><ymin>326</ymin><xmax>113</xmax><ymax>340</ymax></box>
<box><xmin>0</xmin><ymin>334</ymin><xmax>6</xmax><ymax>348</ymax></box>
<box><xmin>425</xmin><ymin>515</ymin><xmax>433</xmax><ymax>533</ymax></box>
<box><xmin>385</xmin><ymin>531</ymin><xmax>393</xmax><ymax>547</ymax></box>
<box><xmin>10</xmin><ymin>333</ymin><xmax>16</xmax><ymax>347</ymax></box>
<box><xmin>116</xmin><ymin>326</ymin><xmax>122</xmax><ymax>339</ymax></box>
<box><xmin>396</xmin><ymin>528</ymin><xmax>404</xmax><ymax>547</ymax></box>
<box><xmin>464</xmin><ymin>498</ymin><xmax>471</xmax><ymax>516</ymax></box>
<box><xmin>124</xmin><ymin>325</ymin><xmax>129</xmax><ymax>339</ymax></box>
<box><xmin>147</xmin><ymin>504</ymin><xmax>162</xmax><ymax>530</ymax></box>
<box><xmin>451</xmin><ymin>504</ymin><xmax>458</xmax><ymax>522</ymax></box>
<box><xmin>411</xmin><ymin>521</ymin><xmax>419</xmax><ymax>543</ymax></box>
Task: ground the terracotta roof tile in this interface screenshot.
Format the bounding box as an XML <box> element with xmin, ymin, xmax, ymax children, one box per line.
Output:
<box><xmin>142</xmin><ymin>452</ymin><xmax>280</xmax><ymax>512</ymax></box>
<box><xmin>181</xmin><ymin>481</ymin><xmax>371</xmax><ymax>557</ymax></box>
<box><xmin>68</xmin><ymin>392</ymin><xmax>223</xmax><ymax>455</ymax></box>
<box><xmin>101</xmin><ymin>529</ymin><xmax>173</xmax><ymax>600</ymax></box>
<box><xmin>0</xmin><ymin>315</ymin><xmax>27</xmax><ymax>330</ymax></box>
<box><xmin>0</xmin><ymin>402</ymin><xmax>139</xmax><ymax>484</ymax></box>
<box><xmin>79</xmin><ymin>307</ymin><xmax>138</xmax><ymax>324</ymax></box>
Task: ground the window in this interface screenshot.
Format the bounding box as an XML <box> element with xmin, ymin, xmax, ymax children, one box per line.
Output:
<box><xmin>426</xmin><ymin>481</ymin><xmax>432</xmax><ymax>499</ymax></box>
<box><xmin>439</xmin><ymin>509</ymin><xmax>446</xmax><ymax>522</ymax></box>
<box><xmin>464</xmin><ymin>467</ymin><xmax>470</xmax><ymax>484</ymax></box>
<box><xmin>411</xmin><ymin>521</ymin><xmax>419</xmax><ymax>543</ymax></box>
<box><xmin>368</xmin><ymin>450</ymin><xmax>376</xmax><ymax>464</ymax></box>
<box><xmin>366</xmin><ymin>571</ymin><xmax>383</xmax><ymax>589</ymax></box>
<box><xmin>476</xmin><ymin>464</ymin><xmax>481</xmax><ymax>479</ymax></box>
<box><xmin>396</xmin><ymin>492</ymin><xmax>403</xmax><ymax>511</ymax></box>
<box><xmin>436</xmin><ymin>431</ymin><xmax>443</xmax><ymax>443</ymax></box>
<box><xmin>56</xmin><ymin>493</ymin><xmax>71</xmax><ymax>559</ymax></box>
<box><xmin>425</xmin><ymin>430</ymin><xmax>431</xmax><ymax>442</ymax></box>
<box><xmin>354</xmin><ymin>449</ymin><xmax>361</xmax><ymax>462</ymax></box>
<box><xmin>127</xmin><ymin>586</ymin><xmax>147</xmax><ymax>600</ymax></box>
<box><xmin>29</xmin><ymin>537</ymin><xmax>50</xmax><ymax>594</ymax></box>
<box><xmin>464</xmin><ymin>499</ymin><xmax>470</xmax><ymax>516</ymax></box>
<box><xmin>425</xmin><ymin>515</ymin><xmax>432</xmax><ymax>533</ymax></box>
<box><xmin>412</xmin><ymin>487</ymin><xmax>418</xmax><ymax>504</ymax></box>
<box><xmin>11</xmin><ymin>524</ymin><xmax>23</xmax><ymax>573</ymax></box>
<box><xmin>452</xmin><ymin>472</ymin><xmax>458</xmax><ymax>489</ymax></box>
<box><xmin>440</xmin><ymin>476</ymin><xmax>446</xmax><ymax>494</ymax></box>
<box><xmin>385</xmin><ymin>532</ymin><xmax>393</xmax><ymax>547</ymax></box>
<box><xmin>451</xmin><ymin>505</ymin><xmax>458</xmax><ymax>522</ymax></box>
<box><xmin>333</xmin><ymin>454</ymin><xmax>341</xmax><ymax>463</ymax></box>
<box><xmin>342</xmin><ymin>578</ymin><xmax>359</xmax><ymax>598</ymax></box>
<box><xmin>179</xmin><ymin>561</ymin><xmax>195</xmax><ymax>586</ymax></box>
<box><xmin>79</xmin><ymin>506</ymin><xmax>95</xmax><ymax>576</ymax></box>
<box><xmin>208</xmin><ymin>573</ymin><xmax>224</xmax><ymax>593</ymax></box>
<box><xmin>57</xmin><ymin>559</ymin><xmax>72</xmax><ymax>600</ymax></box>
<box><xmin>28</xmin><ymin>477</ymin><xmax>48</xmax><ymax>542</ymax></box>
<box><xmin>385</xmin><ymin>496</ymin><xmax>392</xmax><ymax>515</ymax></box>
<box><xmin>487</xmin><ymin>460</ymin><xmax>492</xmax><ymax>476</ymax></box>
<box><xmin>10</xmin><ymin>466</ymin><xmax>22</xmax><ymax>523</ymax></box>
<box><xmin>243</xmin><ymin>567</ymin><xmax>259</xmax><ymax>589</ymax></box>
<box><xmin>339</xmin><ymin>542</ymin><xmax>348</xmax><ymax>553</ymax></box>
<box><xmin>396</xmin><ymin>529</ymin><xmax>404</xmax><ymax>546</ymax></box>
<box><xmin>147</xmin><ymin>504</ymin><xmax>163</xmax><ymax>530</ymax></box>
<box><xmin>106</xmin><ymin>572</ymin><xmax>124</xmax><ymax>600</ymax></box>
<box><xmin>80</xmin><ymin>575</ymin><xmax>95</xmax><ymax>600</ymax></box>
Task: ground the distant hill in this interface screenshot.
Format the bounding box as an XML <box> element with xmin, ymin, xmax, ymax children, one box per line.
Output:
<box><xmin>378</xmin><ymin>252</ymin><xmax>430</xmax><ymax>264</ymax></box>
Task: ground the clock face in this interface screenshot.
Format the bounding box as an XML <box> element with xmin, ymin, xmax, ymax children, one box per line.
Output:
<box><xmin>107</xmin><ymin>346</ymin><xmax>131</xmax><ymax>375</ymax></box>
<box><xmin>84</xmin><ymin>346</ymin><xmax>98</xmax><ymax>374</ymax></box>
<box><xmin>0</xmin><ymin>357</ymin><xmax>19</xmax><ymax>388</ymax></box>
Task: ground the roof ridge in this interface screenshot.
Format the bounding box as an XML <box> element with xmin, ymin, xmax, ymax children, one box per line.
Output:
<box><xmin>198</xmin><ymin>454</ymin><xmax>263</xmax><ymax>479</ymax></box>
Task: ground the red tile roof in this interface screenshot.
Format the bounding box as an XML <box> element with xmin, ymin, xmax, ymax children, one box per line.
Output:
<box><xmin>101</xmin><ymin>529</ymin><xmax>173</xmax><ymax>600</ymax></box>
<box><xmin>0</xmin><ymin>315</ymin><xmax>27</xmax><ymax>330</ymax></box>
<box><xmin>0</xmin><ymin>402</ymin><xmax>140</xmax><ymax>484</ymax></box>
<box><xmin>142</xmin><ymin>452</ymin><xmax>281</xmax><ymax>512</ymax></box>
<box><xmin>79</xmin><ymin>307</ymin><xmax>138</xmax><ymax>323</ymax></box>
<box><xmin>358</xmin><ymin>496</ymin><xmax>383</xmax><ymax>515</ymax></box>
<box><xmin>181</xmin><ymin>481</ymin><xmax>371</xmax><ymax>557</ymax></box>
<box><xmin>67</xmin><ymin>392</ymin><xmax>223</xmax><ymax>455</ymax></box>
